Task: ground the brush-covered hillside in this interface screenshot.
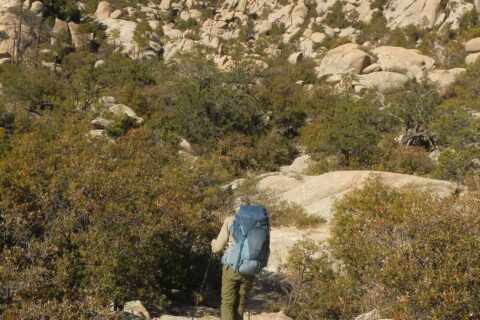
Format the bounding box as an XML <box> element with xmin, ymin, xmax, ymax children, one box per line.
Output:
<box><xmin>0</xmin><ymin>0</ymin><xmax>479</xmax><ymax>319</ymax></box>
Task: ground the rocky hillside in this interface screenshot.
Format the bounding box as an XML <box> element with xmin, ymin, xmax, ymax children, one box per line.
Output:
<box><xmin>2</xmin><ymin>0</ymin><xmax>480</xmax><ymax>97</ymax></box>
<box><xmin>0</xmin><ymin>0</ymin><xmax>479</xmax><ymax>319</ymax></box>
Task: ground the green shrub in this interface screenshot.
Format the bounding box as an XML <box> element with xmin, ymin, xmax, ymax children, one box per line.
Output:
<box><xmin>285</xmin><ymin>179</ymin><xmax>480</xmax><ymax>319</ymax></box>
<box><xmin>325</xmin><ymin>2</ymin><xmax>349</xmax><ymax>29</ymax></box>
<box><xmin>299</xmin><ymin>94</ymin><xmax>384</xmax><ymax>167</ymax></box>
<box><xmin>0</xmin><ymin>118</ymin><xmax>229</xmax><ymax>317</ymax></box>
<box><xmin>381</xmin><ymin>146</ymin><xmax>435</xmax><ymax>175</ymax></box>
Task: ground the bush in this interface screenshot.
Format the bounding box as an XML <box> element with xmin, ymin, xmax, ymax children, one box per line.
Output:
<box><xmin>325</xmin><ymin>2</ymin><xmax>349</xmax><ymax>29</ymax></box>
<box><xmin>285</xmin><ymin>179</ymin><xmax>480</xmax><ymax>319</ymax></box>
<box><xmin>0</xmin><ymin>117</ymin><xmax>230</xmax><ymax>317</ymax></box>
<box><xmin>381</xmin><ymin>146</ymin><xmax>435</xmax><ymax>175</ymax></box>
<box><xmin>299</xmin><ymin>94</ymin><xmax>384</xmax><ymax>167</ymax></box>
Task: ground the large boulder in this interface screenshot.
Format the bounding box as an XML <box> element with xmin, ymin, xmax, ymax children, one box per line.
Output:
<box><xmin>291</xmin><ymin>1</ymin><xmax>308</xmax><ymax>27</ymax></box>
<box><xmin>52</xmin><ymin>18</ymin><xmax>68</xmax><ymax>35</ymax></box>
<box><xmin>94</xmin><ymin>1</ymin><xmax>112</xmax><ymax>20</ymax></box>
<box><xmin>159</xmin><ymin>0</ymin><xmax>172</xmax><ymax>10</ymax></box>
<box><xmin>353</xmin><ymin>0</ymin><xmax>374</xmax><ymax>23</ymax></box>
<box><xmin>30</xmin><ymin>1</ymin><xmax>43</xmax><ymax>16</ymax></box>
<box><xmin>268</xmin><ymin>4</ymin><xmax>292</xmax><ymax>27</ymax></box>
<box><xmin>466</xmin><ymin>52</ymin><xmax>480</xmax><ymax>65</ymax></box>
<box><xmin>310</xmin><ymin>32</ymin><xmax>326</xmax><ymax>44</ymax></box>
<box><xmin>0</xmin><ymin>0</ymin><xmax>23</xmax><ymax>10</ymax></box>
<box><xmin>316</xmin><ymin>0</ymin><xmax>337</xmax><ymax>15</ymax></box>
<box><xmin>465</xmin><ymin>37</ymin><xmax>480</xmax><ymax>52</ymax></box>
<box><xmin>109</xmin><ymin>104</ymin><xmax>144</xmax><ymax>124</ymax></box>
<box><xmin>372</xmin><ymin>46</ymin><xmax>435</xmax><ymax>80</ymax></box>
<box><xmin>68</xmin><ymin>21</ymin><xmax>90</xmax><ymax>50</ymax></box>
<box><xmin>427</xmin><ymin>68</ymin><xmax>466</xmax><ymax>93</ymax></box>
<box><xmin>383</xmin><ymin>0</ymin><xmax>442</xmax><ymax>29</ymax></box>
<box><xmin>254</xmin><ymin>20</ymin><xmax>272</xmax><ymax>35</ymax></box>
<box><xmin>124</xmin><ymin>301</ymin><xmax>150</xmax><ymax>319</ymax></box>
<box><xmin>382</xmin><ymin>0</ymin><xmax>473</xmax><ymax>29</ymax></box>
<box><xmin>288</xmin><ymin>52</ymin><xmax>303</xmax><ymax>64</ymax></box>
<box><xmin>353</xmin><ymin>71</ymin><xmax>410</xmax><ymax>94</ymax></box>
<box><xmin>163</xmin><ymin>39</ymin><xmax>195</xmax><ymax>61</ymax></box>
<box><xmin>0</xmin><ymin>10</ymin><xmax>32</xmax><ymax>56</ymax></box>
<box><xmin>316</xmin><ymin>43</ymin><xmax>371</xmax><ymax>81</ymax></box>
<box><xmin>256</xmin><ymin>169</ymin><xmax>456</xmax><ymax>272</ymax></box>
<box><xmin>442</xmin><ymin>0</ymin><xmax>475</xmax><ymax>29</ymax></box>
<box><xmin>258</xmin><ymin>171</ymin><xmax>456</xmax><ymax>221</ymax></box>
<box><xmin>101</xmin><ymin>18</ymin><xmax>138</xmax><ymax>54</ymax></box>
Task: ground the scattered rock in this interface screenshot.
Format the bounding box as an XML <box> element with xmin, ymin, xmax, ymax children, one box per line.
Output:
<box><xmin>95</xmin><ymin>1</ymin><xmax>113</xmax><ymax>20</ymax></box>
<box><xmin>124</xmin><ymin>301</ymin><xmax>150</xmax><ymax>319</ymax></box>
<box><xmin>254</xmin><ymin>20</ymin><xmax>272</xmax><ymax>35</ymax></box>
<box><xmin>339</xmin><ymin>26</ymin><xmax>355</xmax><ymax>38</ymax></box>
<box><xmin>110</xmin><ymin>9</ymin><xmax>124</xmax><ymax>19</ymax></box>
<box><xmin>99</xmin><ymin>96</ymin><xmax>117</xmax><ymax>108</ymax></box>
<box><xmin>465</xmin><ymin>52</ymin><xmax>480</xmax><ymax>65</ymax></box>
<box><xmin>354</xmin><ymin>309</ymin><xmax>380</xmax><ymax>320</ymax></box>
<box><xmin>89</xmin><ymin>129</ymin><xmax>106</xmax><ymax>138</ymax></box>
<box><xmin>109</xmin><ymin>104</ymin><xmax>144</xmax><ymax>124</ymax></box>
<box><xmin>91</xmin><ymin>117</ymin><xmax>113</xmax><ymax>130</ymax></box>
<box><xmin>310</xmin><ymin>32</ymin><xmax>326</xmax><ymax>44</ymax></box>
<box><xmin>288</xmin><ymin>52</ymin><xmax>303</xmax><ymax>64</ymax></box>
<box><xmin>30</xmin><ymin>1</ymin><xmax>44</xmax><ymax>16</ymax></box>
<box><xmin>291</xmin><ymin>1</ymin><xmax>308</xmax><ymax>27</ymax></box>
<box><xmin>179</xmin><ymin>138</ymin><xmax>192</xmax><ymax>152</ymax></box>
<box><xmin>465</xmin><ymin>37</ymin><xmax>480</xmax><ymax>52</ymax></box>
<box><xmin>159</xmin><ymin>0</ymin><xmax>172</xmax><ymax>11</ymax></box>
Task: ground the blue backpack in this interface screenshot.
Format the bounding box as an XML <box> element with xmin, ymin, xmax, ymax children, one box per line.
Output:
<box><xmin>223</xmin><ymin>205</ymin><xmax>270</xmax><ymax>275</ymax></box>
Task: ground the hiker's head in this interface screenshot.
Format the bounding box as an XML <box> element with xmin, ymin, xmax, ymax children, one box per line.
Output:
<box><xmin>232</xmin><ymin>197</ymin><xmax>251</xmax><ymax>212</ymax></box>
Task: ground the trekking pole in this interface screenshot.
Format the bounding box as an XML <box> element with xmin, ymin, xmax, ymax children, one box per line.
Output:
<box><xmin>192</xmin><ymin>250</ymin><xmax>213</xmax><ymax>320</ymax></box>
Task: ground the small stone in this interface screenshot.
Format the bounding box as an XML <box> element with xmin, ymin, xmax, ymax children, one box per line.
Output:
<box><xmin>288</xmin><ymin>52</ymin><xmax>303</xmax><ymax>64</ymax></box>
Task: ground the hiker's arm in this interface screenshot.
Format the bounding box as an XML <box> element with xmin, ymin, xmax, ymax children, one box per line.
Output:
<box><xmin>211</xmin><ymin>218</ymin><xmax>230</xmax><ymax>254</ymax></box>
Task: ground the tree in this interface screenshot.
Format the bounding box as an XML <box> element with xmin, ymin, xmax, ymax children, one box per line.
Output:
<box><xmin>300</xmin><ymin>94</ymin><xmax>384</xmax><ymax>167</ymax></box>
<box><xmin>384</xmin><ymin>83</ymin><xmax>441</xmax><ymax>149</ymax></box>
<box><xmin>133</xmin><ymin>20</ymin><xmax>152</xmax><ymax>59</ymax></box>
<box><xmin>110</xmin><ymin>28</ymin><xmax>121</xmax><ymax>50</ymax></box>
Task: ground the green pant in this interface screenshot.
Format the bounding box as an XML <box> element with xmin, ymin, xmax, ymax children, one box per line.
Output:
<box><xmin>221</xmin><ymin>265</ymin><xmax>254</xmax><ymax>320</ymax></box>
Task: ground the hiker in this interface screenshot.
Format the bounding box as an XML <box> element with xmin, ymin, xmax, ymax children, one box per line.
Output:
<box><xmin>211</xmin><ymin>203</ymin><xmax>270</xmax><ymax>320</ymax></box>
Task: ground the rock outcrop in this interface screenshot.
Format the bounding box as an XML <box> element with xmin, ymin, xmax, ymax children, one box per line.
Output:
<box><xmin>353</xmin><ymin>71</ymin><xmax>410</xmax><ymax>93</ymax></box>
<box><xmin>371</xmin><ymin>46</ymin><xmax>435</xmax><ymax>80</ymax></box>
<box><xmin>427</xmin><ymin>68</ymin><xmax>466</xmax><ymax>93</ymax></box>
<box><xmin>89</xmin><ymin>96</ymin><xmax>143</xmax><ymax>138</ymax></box>
<box><xmin>255</xmin><ymin>165</ymin><xmax>456</xmax><ymax>272</ymax></box>
<box><xmin>316</xmin><ymin>43</ymin><xmax>371</xmax><ymax>81</ymax></box>
<box><xmin>465</xmin><ymin>36</ymin><xmax>480</xmax><ymax>65</ymax></box>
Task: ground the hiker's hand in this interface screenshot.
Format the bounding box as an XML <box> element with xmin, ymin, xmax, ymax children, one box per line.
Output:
<box><xmin>211</xmin><ymin>239</ymin><xmax>216</xmax><ymax>247</ymax></box>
